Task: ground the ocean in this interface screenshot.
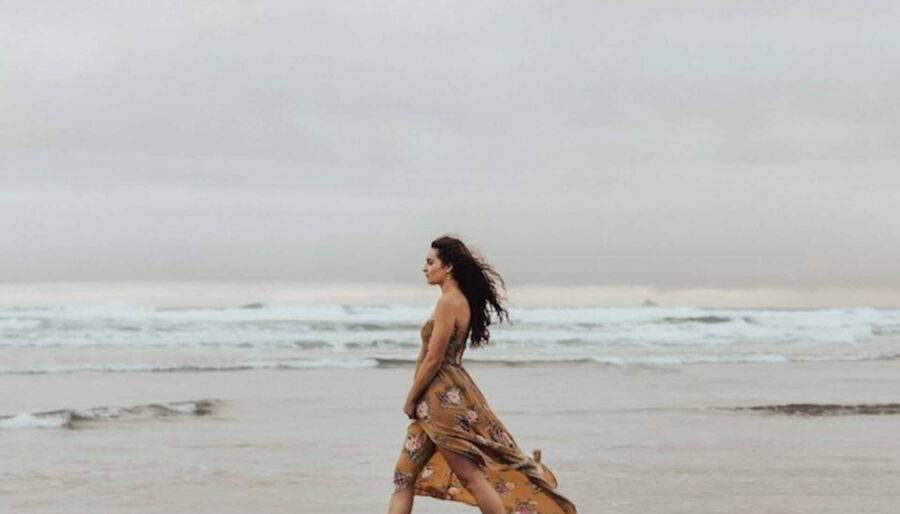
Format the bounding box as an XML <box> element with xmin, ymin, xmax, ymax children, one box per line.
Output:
<box><xmin>2</xmin><ymin>302</ymin><xmax>898</xmax><ymax>377</ymax></box>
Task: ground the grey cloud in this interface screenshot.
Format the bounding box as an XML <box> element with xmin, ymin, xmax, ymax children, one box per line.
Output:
<box><xmin>1</xmin><ymin>1</ymin><xmax>898</xmax><ymax>287</ymax></box>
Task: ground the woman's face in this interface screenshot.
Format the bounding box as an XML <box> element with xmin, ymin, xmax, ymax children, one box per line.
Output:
<box><xmin>422</xmin><ymin>248</ymin><xmax>452</xmax><ymax>285</ymax></box>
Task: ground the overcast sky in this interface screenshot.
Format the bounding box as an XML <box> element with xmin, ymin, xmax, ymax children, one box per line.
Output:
<box><xmin>2</xmin><ymin>1</ymin><xmax>898</xmax><ymax>289</ymax></box>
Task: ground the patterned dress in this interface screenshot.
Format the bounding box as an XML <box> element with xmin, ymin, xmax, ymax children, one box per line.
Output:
<box><xmin>392</xmin><ymin>319</ymin><xmax>577</xmax><ymax>514</ymax></box>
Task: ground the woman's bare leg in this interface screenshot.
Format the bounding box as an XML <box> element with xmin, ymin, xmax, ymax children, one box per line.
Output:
<box><xmin>387</xmin><ymin>486</ymin><xmax>415</xmax><ymax>514</ymax></box>
<box><xmin>439</xmin><ymin>448</ymin><xmax>505</xmax><ymax>514</ymax></box>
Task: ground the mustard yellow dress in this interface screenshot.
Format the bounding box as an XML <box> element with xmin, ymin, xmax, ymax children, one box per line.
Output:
<box><xmin>392</xmin><ymin>319</ymin><xmax>577</xmax><ymax>514</ymax></box>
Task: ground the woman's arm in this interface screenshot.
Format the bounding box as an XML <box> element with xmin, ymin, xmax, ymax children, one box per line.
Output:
<box><xmin>411</xmin><ymin>343</ymin><xmax>427</xmax><ymax>385</ymax></box>
<box><xmin>405</xmin><ymin>297</ymin><xmax>456</xmax><ymax>406</ymax></box>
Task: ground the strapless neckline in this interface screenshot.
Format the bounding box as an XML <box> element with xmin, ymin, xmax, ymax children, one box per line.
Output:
<box><xmin>423</xmin><ymin>319</ymin><xmax>468</xmax><ymax>339</ymax></box>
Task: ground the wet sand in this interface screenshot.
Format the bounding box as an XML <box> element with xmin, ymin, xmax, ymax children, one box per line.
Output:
<box><xmin>2</xmin><ymin>360</ymin><xmax>899</xmax><ymax>513</ymax></box>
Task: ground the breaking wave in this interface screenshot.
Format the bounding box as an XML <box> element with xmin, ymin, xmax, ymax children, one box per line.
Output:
<box><xmin>2</xmin><ymin>303</ymin><xmax>898</xmax><ymax>373</ymax></box>
<box><xmin>0</xmin><ymin>399</ymin><xmax>220</xmax><ymax>430</ymax></box>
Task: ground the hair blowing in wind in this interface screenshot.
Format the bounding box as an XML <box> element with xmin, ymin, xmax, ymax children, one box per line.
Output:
<box><xmin>431</xmin><ymin>236</ymin><xmax>510</xmax><ymax>348</ymax></box>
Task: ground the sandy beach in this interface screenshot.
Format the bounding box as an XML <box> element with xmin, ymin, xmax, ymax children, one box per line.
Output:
<box><xmin>2</xmin><ymin>359</ymin><xmax>899</xmax><ymax>513</ymax></box>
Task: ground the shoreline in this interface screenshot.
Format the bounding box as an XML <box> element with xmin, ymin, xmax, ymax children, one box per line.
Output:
<box><xmin>3</xmin><ymin>359</ymin><xmax>900</xmax><ymax>413</ymax></box>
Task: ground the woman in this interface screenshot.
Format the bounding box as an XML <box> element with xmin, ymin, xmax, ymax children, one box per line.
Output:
<box><xmin>388</xmin><ymin>236</ymin><xmax>577</xmax><ymax>514</ymax></box>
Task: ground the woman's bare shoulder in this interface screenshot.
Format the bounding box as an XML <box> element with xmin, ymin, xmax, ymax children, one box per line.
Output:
<box><xmin>438</xmin><ymin>291</ymin><xmax>468</xmax><ymax>309</ymax></box>
<box><xmin>438</xmin><ymin>291</ymin><xmax>470</xmax><ymax>327</ymax></box>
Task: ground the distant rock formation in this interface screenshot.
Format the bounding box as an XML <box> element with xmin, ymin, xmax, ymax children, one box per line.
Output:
<box><xmin>240</xmin><ymin>302</ymin><xmax>266</xmax><ymax>309</ymax></box>
<box><xmin>641</xmin><ymin>297</ymin><xmax>658</xmax><ymax>307</ymax></box>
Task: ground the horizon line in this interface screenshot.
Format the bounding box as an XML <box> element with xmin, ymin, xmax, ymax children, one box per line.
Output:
<box><xmin>0</xmin><ymin>281</ymin><xmax>896</xmax><ymax>309</ymax></box>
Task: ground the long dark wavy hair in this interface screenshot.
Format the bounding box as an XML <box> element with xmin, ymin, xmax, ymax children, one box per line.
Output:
<box><xmin>431</xmin><ymin>235</ymin><xmax>509</xmax><ymax>348</ymax></box>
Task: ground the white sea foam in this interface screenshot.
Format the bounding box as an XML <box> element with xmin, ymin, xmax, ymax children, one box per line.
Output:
<box><xmin>0</xmin><ymin>412</ymin><xmax>70</xmax><ymax>429</ymax></box>
<box><xmin>0</xmin><ymin>399</ymin><xmax>220</xmax><ymax>430</ymax></box>
<box><xmin>0</xmin><ymin>358</ymin><xmax>381</xmax><ymax>375</ymax></box>
<box><xmin>1</xmin><ymin>303</ymin><xmax>898</xmax><ymax>372</ymax></box>
<box><xmin>591</xmin><ymin>354</ymin><xmax>791</xmax><ymax>366</ymax></box>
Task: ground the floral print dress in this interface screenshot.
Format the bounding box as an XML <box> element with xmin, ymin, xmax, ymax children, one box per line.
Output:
<box><xmin>392</xmin><ymin>319</ymin><xmax>577</xmax><ymax>514</ymax></box>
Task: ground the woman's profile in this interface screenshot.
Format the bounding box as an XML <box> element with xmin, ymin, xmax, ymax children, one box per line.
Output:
<box><xmin>388</xmin><ymin>235</ymin><xmax>577</xmax><ymax>514</ymax></box>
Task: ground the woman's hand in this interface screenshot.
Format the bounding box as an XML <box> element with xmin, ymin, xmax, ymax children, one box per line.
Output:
<box><xmin>403</xmin><ymin>398</ymin><xmax>417</xmax><ymax>419</ymax></box>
